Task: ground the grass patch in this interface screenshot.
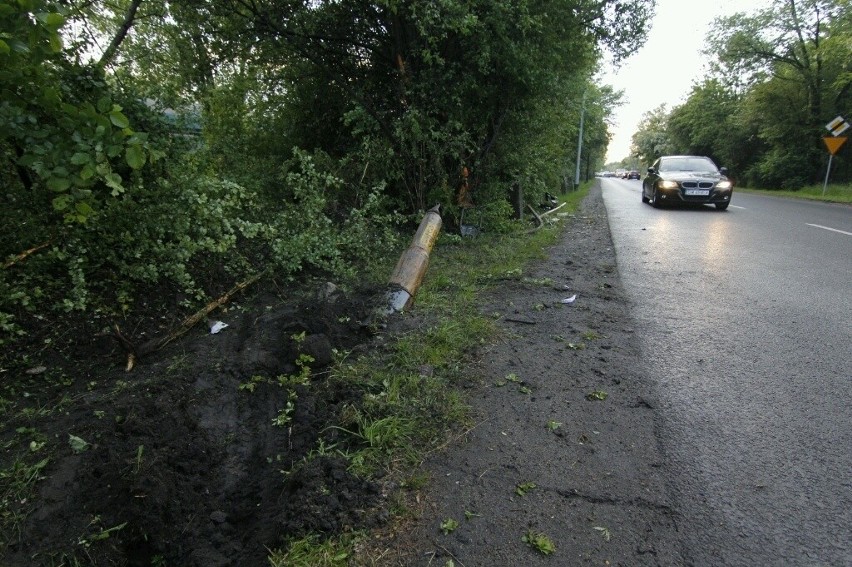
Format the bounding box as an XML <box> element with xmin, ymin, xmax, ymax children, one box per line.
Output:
<box><xmin>269</xmin><ymin>532</ymin><xmax>363</xmax><ymax>567</ymax></box>
<box><xmin>581</xmin><ymin>330</ymin><xmax>603</xmax><ymax>341</ymax></box>
<box><xmin>0</xmin><ymin>453</ymin><xmax>50</xmax><ymax>549</ymax></box>
<box><xmin>737</xmin><ymin>183</ymin><xmax>852</xmax><ymax>203</ymax></box>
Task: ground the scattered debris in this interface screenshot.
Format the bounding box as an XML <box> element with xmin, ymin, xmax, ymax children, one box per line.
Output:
<box><xmin>68</xmin><ymin>434</ymin><xmax>90</xmax><ymax>454</ymax></box>
<box><xmin>522</xmin><ymin>530</ymin><xmax>556</xmax><ymax>555</ymax></box>
<box><xmin>440</xmin><ymin>518</ymin><xmax>459</xmax><ymax>534</ymax></box>
<box><xmin>208</xmin><ymin>320</ymin><xmax>229</xmax><ymax>334</ymax></box>
<box><xmin>586</xmin><ymin>390</ymin><xmax>608</xmax><ymax>401</ymax></box>
<box><xmin>461</xmin><ymin>224</ymin><xmax>479</xmax><ymax>237</ymax></box>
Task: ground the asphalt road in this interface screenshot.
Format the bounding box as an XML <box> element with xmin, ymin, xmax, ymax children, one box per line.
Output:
<box><xmin>600</xmin><ymin>178</ymin><xmax>852</xmax><ymax>566</ymax></box>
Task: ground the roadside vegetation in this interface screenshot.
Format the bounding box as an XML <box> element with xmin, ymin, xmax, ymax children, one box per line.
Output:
<box><xmin>737</xmin><ymin>183</ymin><xmax>852</xmax><ymax>204</ymax></box>
<box><xmin>267</xmin><ymin>187</ymin><xmax>588</xmax><ymax>565</ymax></box>
<box><xmin>1</xmin><ymin>0</ymin><xmax>644</xmax><ymax>357</ymax></box>
<box><xmin>628</xmin><ymin>0</ymin><xmax>851</xmax><ymax>191</ymax></box>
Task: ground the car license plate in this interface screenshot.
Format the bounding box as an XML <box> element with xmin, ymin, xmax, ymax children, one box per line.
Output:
<box><xmin>685</xmin><ymin>189</ymin><xmax>710</xmax><ymax>196</ymax></box>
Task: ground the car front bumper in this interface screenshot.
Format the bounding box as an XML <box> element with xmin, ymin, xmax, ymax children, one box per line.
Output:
<box><xmin>657</xmin><ymin>187</ymin><xmax>733</xmax><ymax>204</ymax></box>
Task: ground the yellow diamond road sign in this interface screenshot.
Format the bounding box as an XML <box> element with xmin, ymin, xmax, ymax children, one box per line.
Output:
<box><xmin>826</xmin><ymin>115</ymin><xmax>850</xmax><ymax>136</ymax></box>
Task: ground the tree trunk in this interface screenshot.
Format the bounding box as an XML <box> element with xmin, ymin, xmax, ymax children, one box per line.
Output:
<box><xmin>97</xmin><ymin>0</ymin><xmax>143</xmax><ymax>69</ymax></box>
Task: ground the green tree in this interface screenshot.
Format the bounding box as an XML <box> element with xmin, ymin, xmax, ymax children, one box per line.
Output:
<box><xmin>630</xmin><ymin>104</ymin><xmax>673</xmax><ymax>166</ymax></box>
<box><xmin>1</xmin><ymin>0</ymin><xmax>657</xmax><ymax>346</ymax></box>
<box><xmin>88</xmin><ymin>0</ymin><xmax>655</xmax><ymax>211</ymax></box>
<box><xmin>707</xmin><ymin>0</ymin><xmax>851</xmax><ymax>183</ymax></box>
<box><xmin>667</xmin><ymin>79</ymin><xmax>756</xmax><ymax>177</ymax></box>
<box><xmin>584</xmin><ymin>85</ymin><xmax>624</xmax><ymax>180</ymax></box>
<box><xmin>0</xmin><ymin>1</ymin><xmax>160</xmax><ymax>224</ymax></box>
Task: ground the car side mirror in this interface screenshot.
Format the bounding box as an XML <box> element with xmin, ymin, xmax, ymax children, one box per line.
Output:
<box><xmin>647</xmin><ymin>167</ymin><xmax>656</xmax><ymax>175</ymax></box>
<box><xmin>720</xmin><ymin>167</ymin><xmax>728</xmax><ymax>175</ymax></box>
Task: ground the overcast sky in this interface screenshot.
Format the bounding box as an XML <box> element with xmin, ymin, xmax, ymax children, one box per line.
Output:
<box><xmin>601</xmin><ymin>0</ymin><xmax>771</xmax><ymax>164</ymax></box>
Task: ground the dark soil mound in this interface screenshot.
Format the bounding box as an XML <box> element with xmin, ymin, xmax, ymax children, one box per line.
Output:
<box><xmin>1</xmin><ymin>284</ymin><xmax>389</xmax><ymax>566</ymax></box>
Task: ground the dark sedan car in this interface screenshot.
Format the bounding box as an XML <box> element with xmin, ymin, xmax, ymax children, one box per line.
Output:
<box><xmin>641</xmin><ymin>155</ymin><xmax>733</xmax><ymax>210</ymax></box>
<box><xmin>626</xmin><ymin>170</ymin><xmax>640</xmax><ymax>180</ymax></box>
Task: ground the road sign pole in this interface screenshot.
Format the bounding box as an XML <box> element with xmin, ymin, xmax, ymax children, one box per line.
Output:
<box><xmin>822</xmin><ymin>154</ymin><xmax>833</xmax><ymax>196</ymax></box>
<box><xmin>820</xmin><ymin>134</ymin><xmax>847</xmax><ymax>196</ymax></box>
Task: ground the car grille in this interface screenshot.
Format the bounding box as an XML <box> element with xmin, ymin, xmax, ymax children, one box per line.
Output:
<box><xmin>682</xmin><ymin>181</ymin><xmax>714</xmax><ymax>189</ymax></box>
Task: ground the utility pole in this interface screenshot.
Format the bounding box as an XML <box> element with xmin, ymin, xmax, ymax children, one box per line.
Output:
<box><xmin>574</xmin><ymin>90</ymin><xmax>586</xmax><ymax>189</ymax></box>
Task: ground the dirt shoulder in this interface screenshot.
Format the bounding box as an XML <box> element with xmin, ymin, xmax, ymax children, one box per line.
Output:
<box><xmin>374</xmin><ymin>183</ymin><xmax>684</xmax><ymax>565</ymax></box>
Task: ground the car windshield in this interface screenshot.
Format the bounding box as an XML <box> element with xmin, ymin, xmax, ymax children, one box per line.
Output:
<box><xmin>659</xmin><ymin>157</ymin><xmax>718</xmax><ymax>173</ymax></box>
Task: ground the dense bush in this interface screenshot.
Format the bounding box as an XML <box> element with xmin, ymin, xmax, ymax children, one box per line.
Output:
<box><xmin>1</xmin><ymin>144</ymin><xmax>404</xmax><ymax>343</ymax></box>
<box><xmin>1</xmin><ymin>0</ymin><xmax>648</xmax><ymax>347</ymax></box>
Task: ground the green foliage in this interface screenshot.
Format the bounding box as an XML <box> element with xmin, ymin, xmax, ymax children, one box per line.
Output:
<box><xmin>440</xmin><ymin>518</ymin><xmax>459</xmax><ymax>534</ymax></box>
<box><xmin>631</xmin><ymin>1</ymin><xmax>851</xmax><ymax>186</ymax></box>
<box><xmin>171</xmin><ymin>0</ymin><xmax>649</xmax><ymax>212</ymax></box>
<box><xmin>272</xmin><ymin>391</ymin><xmax>299</xmax><ymax>428</ymax></box>
<box><xmin>522</xmin><ymin>529</ymin><xmax>556</xmax><ymax>555</ymax></box>
<box><xmin>321</xmin><ymin>187</ymin><xmax>593</xmax><ymax>481</ymax></box>
<box><xmin>267</xmin><ymin>150</ymin><xmax>405</xmax><ymax>280</ymax></box>
<box><xmin>68</xmin><ymin>434</ymin><xmax>90</xmax><ymax>454</ymax></box>
<box><xmin>1</xmin><ymin>147</ymin><xmax>403</xmax><ymax>343</ymax></box>
<box><xmin>586</xmin><ymin>390</ymin><xmax>608</xmax><ymax>401</ymax></box>
<box><xmin>0</xmin><ymin>451</ymin><xmax>50</xmax><ymax>549</ymax></box>
<box><xmin>667</xmin><ymin>79</ymin><xmax>744</xmax><ymax>168</ymax></box>
<box><xmin>77</xmin><ymin>517</ymin><xmax>127</xmax><ymax>548</ymax></box>
<box><xmin>269</xmin><ymin>533</ymin><xmax>359</xmax><ymax>567</ymax></box>
<box><xmin>630</xmin><ymin>104</ymin><xmax>673</xmax><ymax>165</ymax></box>
<box><xmin>1</xmin><ymin>2</ymin><xmax>161</xmax><ymax>223</ymax></box>
<box><xmin>701</xmin><ymin>0</ymin><xmax>850</xmax><ymax>186</ymax></box>
<box><xmin>0</xmin><ymin>2</ymin><xmax>655</xmax><ymax>561</ymax></box>
<box><xmin>1</xmin><ymin>0</ymin><xmax>649</xmax><ymax>348</ymax></box>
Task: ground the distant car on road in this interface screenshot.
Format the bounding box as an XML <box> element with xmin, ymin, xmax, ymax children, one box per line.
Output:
<box><xmin>615</xmin><ymin>168</ymin><xmax>627</xmax><ymax>178</ymax></box>
<box><xmin>641</xmin><ymin>155</ymin><xmax>733</xmax><ymax>210</ymax></box>
<box><xmin>627</xmin><ymin>170</ymin><xmax>640</xmax><ymax>180</ymax></box>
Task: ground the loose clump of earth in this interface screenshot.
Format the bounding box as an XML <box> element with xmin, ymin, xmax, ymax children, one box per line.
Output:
<box><xmin>2</xmin><ymin>283</ymin><xmax>394</xmax><ymax>566</ymax></box>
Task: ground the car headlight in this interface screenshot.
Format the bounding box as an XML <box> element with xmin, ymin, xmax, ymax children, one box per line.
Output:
<box><xmin>715</xmin><ymin>180</ymin><xmax>732</xmax><ymax>189</ymax></box>
<box><xmin>659</xmin><ymin>180</ymin><xmax>679</xmax><ymax>189</ymax></box>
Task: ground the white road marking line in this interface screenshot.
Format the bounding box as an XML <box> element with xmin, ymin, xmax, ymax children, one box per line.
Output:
<box><xmin>806</xmin><ymin>223</ymin><xmax>852</xmax><ymax>236</ymax></box>
<box><xmin>729</xmin><ymin>205</ymin><xmax>747</xmax><ymax>209</ymax></box>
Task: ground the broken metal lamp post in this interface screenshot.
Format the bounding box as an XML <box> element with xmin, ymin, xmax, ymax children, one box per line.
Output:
<box><xmin>385</xmin><ymin>204</ymin><xmax>442</xmax><ymax>313</ymax></box>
